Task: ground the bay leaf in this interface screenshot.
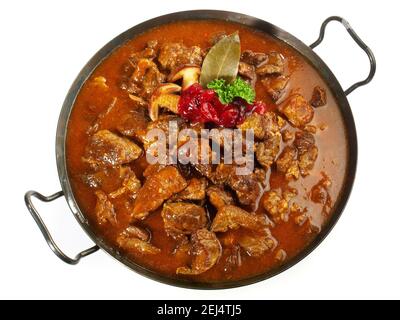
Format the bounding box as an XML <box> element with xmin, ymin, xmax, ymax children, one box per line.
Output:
<box><xmin>200</xmin><ymin>32</ymin><xmax>241</xmax><ymax>87</ymax></box>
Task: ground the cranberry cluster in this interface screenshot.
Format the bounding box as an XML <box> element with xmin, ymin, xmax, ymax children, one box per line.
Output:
<box><xmin>178</xmin><ymin>84</ymin><xmax>266</xmax><ymax>128</ymax></box>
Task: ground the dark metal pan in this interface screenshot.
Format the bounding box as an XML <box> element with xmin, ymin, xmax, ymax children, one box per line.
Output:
<box><xmin>24</xmin><ymin>10</ymin><xmax>376</xmax><ymax>289</ymax></box>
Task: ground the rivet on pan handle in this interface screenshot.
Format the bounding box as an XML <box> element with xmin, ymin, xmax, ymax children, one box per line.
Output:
<box><xmin>24</xmin><ymin>190</ymin><xmax>99</xmax><ymax>265</ymax></box>
<box><xmin>310</xmin><ymin>16</ymin><xmax>376</xmax><ymax>96</ymax></box>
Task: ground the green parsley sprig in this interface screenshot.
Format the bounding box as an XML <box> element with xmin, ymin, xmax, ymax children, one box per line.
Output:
<box><xmin>207</xmin><ymin>78</ymin><xmax>255</xmax><ymax>104</ymax></box>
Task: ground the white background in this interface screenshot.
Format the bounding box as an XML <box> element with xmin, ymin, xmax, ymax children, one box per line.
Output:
<box><xmin>1</xmin><ymin>0</ymin><xmax>399</xmax><ymax>300</ymax></box>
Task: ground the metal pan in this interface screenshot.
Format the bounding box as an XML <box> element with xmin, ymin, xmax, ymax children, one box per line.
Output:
<box><xmin>24</xmin><ymin>10</ymin><xmax>376</xmax><ymax>289</ymax></box>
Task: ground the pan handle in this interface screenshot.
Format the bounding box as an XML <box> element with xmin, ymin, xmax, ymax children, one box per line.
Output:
<box><xmin>310</xmin><ymin>16</ymin><xmax>376</xmax><ymax>96</ymax></box>
<box><xmin>24</xmin><ymin>190</ymin><xmax>99</xmax><ymax>265</ymax></box>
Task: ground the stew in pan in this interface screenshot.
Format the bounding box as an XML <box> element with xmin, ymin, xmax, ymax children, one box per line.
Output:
<box><xmin>66</xmin><ymin>20</ymin><xmax>348</xmax><ymax>282</ymax></box>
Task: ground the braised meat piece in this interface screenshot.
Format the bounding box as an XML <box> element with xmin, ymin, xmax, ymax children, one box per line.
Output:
<box><xmin>298</xmin><ymin>145</ymin><xmax>318</xmax><ymax>177</ymax></box>
<box><xmin>134</xmin><ymin>59</ymin><xmax>166</xmax><ymax>98</ymax></box>
<box><xmin>207</xmin><ymin>186</ymin><xmax>234</xmax><ymax>210</ymax></box>
<box><xmin>129</xmin><ymin>40</ymin><xmax>159</xmax><ymax>62</ymax></box>
<box><xmin>294</xmin><ymin>131</ymin><xmax>315</xmax><ymax>154</ymax></box>
<box><xmin>238</xmin><ymin>229</ymin><xmax>277</xmax><ymax>257</ymax></box>
<box><xmin>281</xmin><ymin>129</ymin><xmax>294</xmax><ymax>142</ymax></box>
<box><xmin>276</xmin><ymin>146</ymin><xmax>300</xmax><ymax>180</ymax></box>
<box><xmin>310</xmin><ymin>173</ymin><xmax>332</xmax><ymax>215</ymax></box>
<box><xmin>143</xmin><ymin>163</ymin><xmax>166</xmax><ymax>178</ymax></box>
<box><xmin>256</xmin><ymin>52</ymin><xmax>285</xmax><ymax>75</ymax></box>
<box><xmin>238</xmin><ymin>62</ymin><xmax>256</xmax><ymax>87</ymax></box>
<box><xmin>191</xmin><ymin>138</ymin><xmax>214</xmax><ymax>179</ymax></box>
<box><xmin>132</xmin><ymin>166</ymin><xmax>187</xmax><ymax>220</ymax></box>
<box><xmin>212</xmin><ymin>164</ymin><xmax>262</xmax><ymax>208</ymax></box>
<box><xmin>255</xmin><ymin>133</ymin><xmax>281</xmax><ymax>169</ymax></box>
<box><xmin>158</xmin><ymin>42</ymin><xmax>203</xmax><ymax>71</ymax></box>
<box><xmin>238</xmin><ymin>112</ymin><xmax>281</xmax><ymax>140</ymax></box>
<box><xmin>279</xmin><ymin>94</ymin><xmax>314</xmax><ymax>127</ymax></box>
<box><xmin>294</xmin><ymin>131</ymin><xmax>318</xmax><ymax>176</ymax></box>
<box><xmin>117</xmin><ymin>226</ymin><xmax>160</xmax><ymax>255</ymax></box>
<box><xmin>176</xmin><ymin>229</ymin><xmax>222</xmax><ymax>275</ymax></box>
<box><xmin>117</xmin><ymin>110</ymin><xmax>149</xmax><ymax>142</ymax></box>
<box><xmin>94</xmin><ymin>190</ymin><xmax>116</xmax><ymax>225</ymax></box>
<box><xmin>211</xmin><ymin>205</ymin><xmax>270</xmax><ymax>233</ymax></box>
<box><xmin>121</xmin><ymin>42</ymin><xmax>166</xmax><ymax>99</ymax></box>
<box><xmin>209</xmin><ymin>32</ymin><xmax>227</xmax><ymax>45</ymax></box>
<box><xmin>275</xmin><ymin>249</ymin><xmax>287</xmax><ymax>262</ymax></box>
<box><xmin>241</xmin><ymin>50</ymin><xmax>268</xmax><ymax>66</ymax></box>
<box><xmin>161</xmin><ymin>203</ymin><xmax>207</xmax><ymax>241</ymax></box>
<box><xmin>254</xmin><ymin>168</ymin><xmax>268</xmax><ymax>187</ymax></box>
<box><xmin>83</xmin><ymin>130</ymin><xmax>142</xmax><ymax>169</ymax></box>
<box><xmin>142</xmin><ymin>114</ymin><xmax>186</xmax><ymax>150</ymax></box>
<box><xmin>171</xmin><ymin>178</ymin><xmax>207</xmax><ymax>201</ymax></box>
<box><xmin>109</xmin><ymin>167</ymin><xmax>141</xmax><ymax>199</ymax></box>
<box><xmin>263</xmin><ymin>190</ymin><xmax>289</xmax><ymax>223</ymax></box>
<box><xmin>229</xmin><ymin>172</ymin><xmax>263</xmax><ymax>208</ymax></box>
<box><xmin>262</xmin><ymin>75</ymin><xmax>289</xmax><ymax>101</ymax></box>
<box><xmin>310</xmin><ymin>86</ymin><xmax>327</xmax><ymax>107</ymax></box>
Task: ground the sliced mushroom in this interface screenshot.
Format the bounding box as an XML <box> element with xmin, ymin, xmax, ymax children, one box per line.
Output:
<box><xmin>149</xmin><ymin>83</ymin><xmax>182</xmax><ymax>121</ymax></box>
<box><xmin>168</xmin><ymin>65</ymin><xmax>201</xmax><ymax>90</ymax></box>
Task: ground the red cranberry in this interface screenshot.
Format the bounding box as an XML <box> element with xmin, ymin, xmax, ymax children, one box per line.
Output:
<box><xmin>178</xmin><ymin>84</ymin><xmax>269</xmax><ymax>127</ymax></box>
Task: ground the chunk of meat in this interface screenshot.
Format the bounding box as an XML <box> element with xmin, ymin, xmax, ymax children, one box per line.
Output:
<box><xmin>310</xmin><ymin>86</ymin><xmax>327</xmax><ymax>107</ymax></box>
<box><xmin>158</xmin><ymin>42</ymin><xmax>203</xmax><ymax>71</ymax></box>
<box><xmin>206</xmin><ymin>186</ymin><xmax>234</xmax><ymax>210</ymax></box>
<box><xmin>161</xmin><ymin>203</ymin><xmax>207</xmax><ymax>241</ymax></box>
<box><xmin>123</xmin><ymin>225</ymin><xmax>150</xmax><ymax>241</ymax></box>
<box><xmin>254</xmin><ymin>168</ymin><xmax>268</xmax><ymax>187</ymax></box>
<box><xmin>310</xmin><ymin>173</ymin><xmax>332</xmax><ymax>215</ymax></box>
<box><xmin>143</xmin><ymin>163</ymin><xmax>166</xmax><ymax>178</ymax></box>
<box><xmin>94</xmin><ymin>190</ymin><xmax>116</xmax><ymax>225</ymax></box>
<box><xmin>86</xmin><ymin>97</ymin><xmax>118</xmax><ymax>136</ymax></box>
<box><xmin>229</xmin><ymin>173</ymin><xmax>262</xmax><ymax>208</ymax></box>
<box><xmin>213</xmin><ymin>164</ymin><xmax>262</xmax><ymax>208</ymax></box>
<box><xmin>117</xmin><ymin>226</ymin><xmax>160</xmax><ymax>255</ymax></box>
<box><xmin>109</xmin><ymin>167</ymin><xmax>141</xmax><ymax>199</ymax></box>
<box><xmin>142</xmin><ymin>115</ymin><xmax>186</xmax><ymax>150</ymax></box>
<box><xmin>129</xmin><ymin>40</ymin><xmax>159</xmax><ymax>63</ymax></box>
<box><xmin>279</xmin><ymin>94</ymin><xmax>314</xmax><ymax>127</ymax></box>
<box><xmin>170</xmin><ymin>178</ymin><xmax>207</xmax><ymax>201</ymax></box>
<box><xmin>281</xmin><ymin>129</ymin><xmax>294</xmax><ymax>142</ymax></box>
<box><xmin>294</xmin><ymin>131</ymin><xmax>318</xmax><ymax>176</ymax></box>
<box><xmin>209</xmin><ymin>32</ymin><xmax>227</xmax><ymax>45</ymax></box>
<box><xmin>132</xmin><ymin>166</ymin><xmax>187</xmax><ymax>220</ymax></box>
<box><xmin>238</xmin><ymin>62</ymin><xmax>256</xmax><ymax>87</ymax></box>
<box><xmin>83</xmin><ymin>130</ymin><xmax>142</xmax><ymax>169</ymax></box>
<box><xmin>117</xmin><ymin>110</ymin><xmax>149</xmax><ymax>141</ymax></box>
<box><xmin>191</xmin><ymin>138</ymin><xmax>214</xmax><ymax>179</ymax></box>
<box><xmin>293</xmin><ymin>131</ymin><xmax>315</xmax><ymax>154</ymax></box>
<box><xmin>255</xmin><ymin>133</ymin><xmax>281</xmax><ymax>169</ymax></box>
<box><xmin>238</xmin><ymin>229</ymin><xmax>277</xmax><ymax>257</ymax></box>
<box><xmin>263</xmin><ymin>190</ymin><xmax>289</xmax><ymax>223</ymax></box>
<box><xmin>133</xmin><ymin>59</ymin><xmax>166</xmax><ymax>97</ymax></box>
<box><xmin>262</xmin><ymin>75</ymin><xmax>289</xmax><ymax>101</ymax></box>
<box><xmin>241</xmin><ymin>50</ymin><xmax>268</xmax><ymax>66</ymax></box>
<box><xmin>275</xmin><ymin>249</ymin><xmax>287</xmax><ymax>262</ymax></box>
<box><xmin>211</xmin><ymin>205</ymin><xmax>270</xmax><ymax>233</ymax></box>
<box><xmin>176</xmin><ymin>229</ymin><xmax>222</xmax><ymax>275</ymax></box>
<box><xmin>121</xmin><ymin>49</ymin><xmax>166</xmax><ymax>99</ymax></box>
<box><xmin>276</xmin><ymin>146</ymin><xmax>300</xmax><ymax>180</ymax></box>
<box><xmin>238</xmin><ymin>112</ymin><xmax>281</xmax><ymax>140</ymax></box>
<box><xmin>256</xmin><ymin>52</ymin><xmax>285</xmax><ymax>75</ymax></box>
